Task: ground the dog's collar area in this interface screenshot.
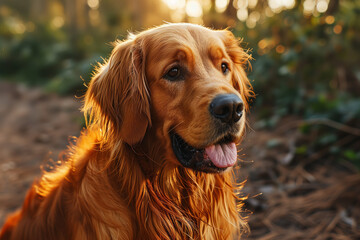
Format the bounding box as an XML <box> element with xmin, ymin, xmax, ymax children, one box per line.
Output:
<box><xmin>171</xmin><ymin>132</ymin><xmax>231</xmax><ymax>173</ymax></box>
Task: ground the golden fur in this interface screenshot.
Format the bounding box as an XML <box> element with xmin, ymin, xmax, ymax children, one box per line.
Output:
<box><xmin>0</xmin><ymin>23</ymin><xmax>253</xmax><ymax>240</ymax></box>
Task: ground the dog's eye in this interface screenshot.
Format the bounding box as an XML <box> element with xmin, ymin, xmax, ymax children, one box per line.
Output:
<box><xmin>164</xmin><ymin>67</ymin><xmax>182</xmax><ymax>81</ymax></box>
<box><xmin>221</xmin><ymin>63</ymin><xmax>229</xmax><ymax>74</ymax></box>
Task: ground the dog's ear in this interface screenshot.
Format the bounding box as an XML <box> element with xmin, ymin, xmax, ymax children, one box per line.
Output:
<box><xmin>84</xmin><ymin>39</ymin><xmax>150</xmax><ymax>145</ymax></box>
<box><xmin>222</xmin><ymin>30</ymin><xmax>254</xmax><ymax>111</ymax></box>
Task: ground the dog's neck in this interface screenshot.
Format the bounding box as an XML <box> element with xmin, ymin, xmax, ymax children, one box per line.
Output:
<box><xmin>104</xmin><ymin>135</ymin><xmax>245</xmax><ymax>239</ymax></box>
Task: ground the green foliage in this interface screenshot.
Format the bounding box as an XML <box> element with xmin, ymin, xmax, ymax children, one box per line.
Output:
<box><xmin>234</xmin><ymin>0</ymin><xmax>360</xmax><ymax>167</ymax></box>
<box><xmin>240</xmin><ymin>3</ymin><xmax>360</xmax><ymax>113</ymax></box>
<box><xmin>0</xmin><ymin>15</ymin><xmax>107</xmax><ymax>95</ymax></box>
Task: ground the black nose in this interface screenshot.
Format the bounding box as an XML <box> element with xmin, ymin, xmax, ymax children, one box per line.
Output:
<box><xmin>209</xmin><ymin>94</ymin><xmax>243</xmax><ymax>123</ymax></box>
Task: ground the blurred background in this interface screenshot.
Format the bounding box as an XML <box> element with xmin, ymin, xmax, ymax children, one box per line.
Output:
<box><xmin>0</xmin><ymin>0</ymin><xmax>359</xmax><ymax>239</ymax></box>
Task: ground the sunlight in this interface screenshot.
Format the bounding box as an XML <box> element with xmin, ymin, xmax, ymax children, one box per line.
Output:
<box><xmin>235</xmin><ymin>0</ymin><xmax>249</xmax><ymax>21</ymax></box>
<box><xmin>258</xmin><ymin>39</ymin><xmax>268</xmax><ymax>49</ymax></box>
<box><xmin>247</xmin><ymin>10</ymin><xmax>260</xmax><ymax>27</ymax></box>
<box><xmin>237</xmin><ymin>8</ymin><xmax>248</xmax><ymax>21</ymax></box>
<box><xmin>268</xmin><ymin>0</ymin><xmax>281</xmax><ymax>12</ymax></box>
<box><xmin>52</xmin><ymin>16</ymin><xmax>64</xmax><ymax>28</ymax></box>
<box><xmin>237</xmin><ymin>0</ymin><xmax>248</xmax><ymax>9</ymax></box>
<box><xmin>283</xmin><ymin>0</ymin><xmax>295</xmax><ymax>9</ymax></box>
<box><xmin>325</xmin><ymin>15</ymin><xmax>335</xmax><ymax>24</ymax></box>
<box><xmin>162</xmin><ymin>0</ymin><xmax>186</xmax><ymax>10</ymax></box>
<box><xmin>215</xmin><ymin>0</ymin><xmax>229</xmax><ymax>13</ymax></box>
<box><xmin>268</xmin><ymin>0</ymin><xmax>295</xmax><ymax>13</ymax></box>
<box><xmin>265</xmin><ymin>7</ymin><xmax>275</xmax><ymax>17</ymax></box>
<box><xmin>202</xmin><ymin>0</ymin><xmax>212</xmax><ymax>12</ymax></box>
<box><xmin>87</xmin><ymin>0</ymin><xmax>99</xmax><ymax>10</ymax></box>
<box><xmin>246</xmin><ymin>18</ymin><xmax>256</xmax><ymax>28</ymax></box>
<box><xmin>249</xmin><ymin>0</ymin><xmax>258</xmax><ymax>9</ymax></box>
<box><xmin>303</xmin><ymin>0</ymin><xmax>329</xmax><ymax>15</ymax></box>
<box><xmin>303</xmin><ymin>0</ymin><xmax>316</xmax><ymax>15</ymax></box>
<box><xmin>12</xmin><ymin>20</ymin><xmax>26</xmax><ymax>34</ymax></box>
<box><xmin>249</xmin><ymin>11</ymin><xmax>260</xmax><ymax>21</ymax></box>
<box><xmin>160</xmin><ymin>0</ymin><xmax>329</xmax><ymax>22</ymax></box>
<box><xmin>186</xmin><ymin>0</ymin><xmax>203</xmax><ymax>18</ymax></box>
<box><xmin>170</xmin><ymin>9</ymin><xmax>186</xmax><ymax>22</ymax></box>
<box><xmin>316</xmin><ymin>0</ymin><xmax>329</xmax><ymax>13</ymax></box>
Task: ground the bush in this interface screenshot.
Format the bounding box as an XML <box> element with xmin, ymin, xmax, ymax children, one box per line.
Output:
<box><xmin>0</xmin><ymin>16</ymin><xmax>106</xmax><ymax>95</ymax></box>
<box><xmin>233</xmin><ymin>0</ymin><xmax>360</xmax><ymax>166</ymax></box>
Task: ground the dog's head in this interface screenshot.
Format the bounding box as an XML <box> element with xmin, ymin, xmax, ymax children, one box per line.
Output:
<box><xmin>84</xmin><ymin>23</ymin><xmax>253</xmax><ymax>173</ymax></box>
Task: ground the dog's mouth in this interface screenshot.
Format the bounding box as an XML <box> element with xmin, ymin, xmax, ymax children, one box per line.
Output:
<box><xmin>171</xmin><ymin>132</ymin><xmax>238</xmax><ymax>173</ymax></box>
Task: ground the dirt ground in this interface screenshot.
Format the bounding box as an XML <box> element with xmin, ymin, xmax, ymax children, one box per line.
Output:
<box><xmin>0</xmin><ymin>82</ymin><xmax>359</xmax><ymax>239</ymax></box>
<box><xmin>0</xmin><ymin>82</ymin><xmax>83</xmax><ymax>226</ymax></box>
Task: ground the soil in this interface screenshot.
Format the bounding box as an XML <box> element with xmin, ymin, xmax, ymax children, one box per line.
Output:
<box><xmin>0</xmin><ymin>82</ymin><xmax>83</xmax><ymax>225</ymax></box>
<box><xmin>0</xmin><ymin>82</ymin><xmax>359</xmax><ymax>239</ymax></box>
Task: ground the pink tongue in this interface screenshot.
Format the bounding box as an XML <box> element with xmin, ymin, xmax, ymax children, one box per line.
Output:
<box><xmin>205</xmin><ymin>142</ymin><xmax>237</xmax><ymax>168</ymax></box>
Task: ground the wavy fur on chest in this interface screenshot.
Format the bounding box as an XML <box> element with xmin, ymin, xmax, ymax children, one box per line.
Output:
<box><xmin>1</xmin><ymin>130</ymin><xmax>246</xmax><ymax>240</ymax></box>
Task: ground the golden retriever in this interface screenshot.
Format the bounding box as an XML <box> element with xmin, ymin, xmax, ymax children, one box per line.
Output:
<box><xmin>0</xmin><ymin>23</ymin><xmax>253</xmax><ymax>240</ymax></box>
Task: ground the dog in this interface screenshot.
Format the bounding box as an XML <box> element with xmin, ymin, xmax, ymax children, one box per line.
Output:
<box><xmin>0</xmin><ymin>23</ymin><xmax>253</xmax><ymax>240</ymax></box>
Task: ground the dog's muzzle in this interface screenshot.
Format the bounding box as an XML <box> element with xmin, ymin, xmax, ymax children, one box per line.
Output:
<box><xmin>170</xmin><ymin>94</ymin><xmax>243</xmax><ymax>173</ymax></box>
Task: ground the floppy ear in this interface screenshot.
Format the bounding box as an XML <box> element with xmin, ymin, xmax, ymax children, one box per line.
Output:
<box><xmin>84</xmin><ymin>39</ymin><xmax>150</xmax><ymax>145</ymax></box>
<box><xmin>222</xmin><ymin>30</ymin><xmax>254</xmax><ymax>111</ymax></box>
